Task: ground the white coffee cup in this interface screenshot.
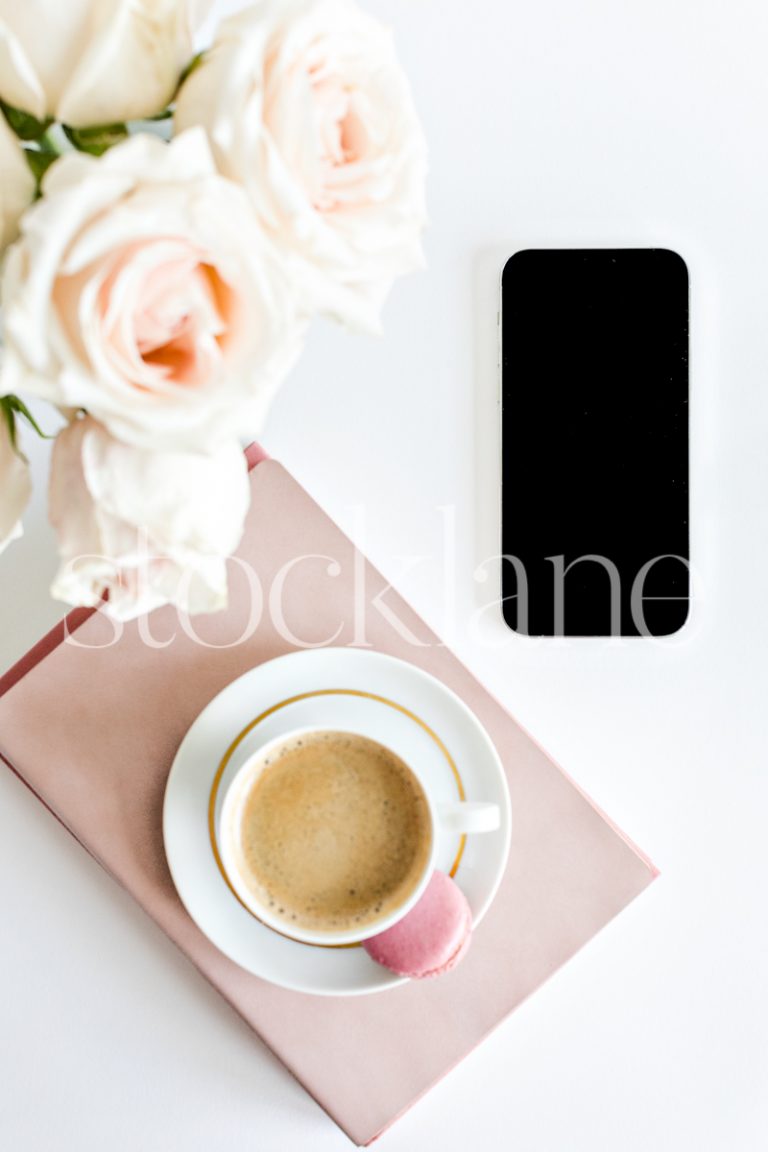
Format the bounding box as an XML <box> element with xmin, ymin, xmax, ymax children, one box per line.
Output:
<box><xmin>218</xmin><ymin>725</ymin><xmax>500</xmax><ymax>947</ymax></box>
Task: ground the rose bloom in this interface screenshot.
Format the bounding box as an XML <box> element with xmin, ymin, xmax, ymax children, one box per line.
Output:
<box><xmin>0</xmin><ymin>0</ymin><xmax>211</xmax><ymax>127</ymax></box>
<box><xmin>0</xmin><ymin>129</ymin><xmax>304</xmax><ymax>451</ymax></box>
<box><xmin>0</xmin><ymin>408</ymin><xmax>31</xmax><ymax>554</ymax></box>
<box><xmin>49</xmin><ymin>416</ymin><xmax>250</xmax><ymax>619</ymax></box>
<box><xmin>175</xmin><ymin>0</ymin><xmax>428</xmax><ymax>333</ymax></box>
<box><xmin>0</xmin><ymin>113</ymin><xmax>35</xmax><ymax>253</ymax></box>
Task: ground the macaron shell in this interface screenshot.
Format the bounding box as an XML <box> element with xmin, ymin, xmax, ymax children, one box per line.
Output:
<box><xmin>362</xmin><ymin>870</ymin><xmax>473</xmax><ymax>979</ymax></box>
<box><xmin>423</xmin><ymin>918</ymin><xmax>472</xmax><ymax>977</ymax></box>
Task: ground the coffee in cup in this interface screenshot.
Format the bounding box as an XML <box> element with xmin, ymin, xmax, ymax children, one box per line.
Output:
<box><xmin>219</xmin><ymin>723</ymin><xmax>501</xmax><ymax>946</ymax></box>
<box><xmin>220</xmin><ymin>729</ymin><xmax>433</xmax><ymax>939</ymax></box>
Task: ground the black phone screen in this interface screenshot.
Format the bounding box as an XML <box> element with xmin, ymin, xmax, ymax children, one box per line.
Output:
<box><xmin>500</xmin><ymin>248</ymin><xmax>689</xmax><ymax>637</ymax></box>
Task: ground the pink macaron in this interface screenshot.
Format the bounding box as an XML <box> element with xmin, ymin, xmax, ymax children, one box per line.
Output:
<box><xmin>362</xmin><ymin>870</ymin><xmax>472</xmax><ymax>978</ymax></box>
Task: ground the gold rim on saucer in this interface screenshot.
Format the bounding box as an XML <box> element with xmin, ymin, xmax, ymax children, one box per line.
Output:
<box><xmin>207</xmin><ymin>687</ymin><xmax>467</xmax><ymax>949</ymax></box>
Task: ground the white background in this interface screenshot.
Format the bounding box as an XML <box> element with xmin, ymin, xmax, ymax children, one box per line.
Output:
<box><xmin>1</xmin><ymin>1</ymin><xmax>767</xmax><ymax>1148</ymax></box>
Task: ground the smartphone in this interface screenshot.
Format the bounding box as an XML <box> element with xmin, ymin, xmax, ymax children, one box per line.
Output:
<box><xmin>500</xmin><ymin>248</ymin><xmax>689</xmax><ymax>637</ymax></box>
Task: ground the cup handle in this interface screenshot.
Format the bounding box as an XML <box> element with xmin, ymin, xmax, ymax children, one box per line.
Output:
<box><xmin>437</xmin><ymin>800</ymin><xmax>500</xmax><ymax>835</ymax></box>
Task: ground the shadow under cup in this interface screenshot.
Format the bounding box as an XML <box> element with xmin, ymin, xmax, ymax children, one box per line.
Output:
<box><xmin>218</xmin><ymin>727</ymin><xmax>439</xmax><ymax>946</ymax></box>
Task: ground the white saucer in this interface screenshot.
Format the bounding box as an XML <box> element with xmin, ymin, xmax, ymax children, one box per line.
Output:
<box><xmin>163</xmin><ymin>648</ymin><xmax>512</xmax><ymax>996</ymax></box>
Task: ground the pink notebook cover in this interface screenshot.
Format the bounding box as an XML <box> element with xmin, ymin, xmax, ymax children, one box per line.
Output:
<box><xmin>0</xmin><ymin>446</ymin><xmax>657</xmax><ymax>1145</ymax></box>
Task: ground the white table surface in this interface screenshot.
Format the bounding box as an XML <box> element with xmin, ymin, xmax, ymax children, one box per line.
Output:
<box><xmin>2</xmin><ymin>1</ymin><xmax>767</xmax><ymax>1148</ymax></box>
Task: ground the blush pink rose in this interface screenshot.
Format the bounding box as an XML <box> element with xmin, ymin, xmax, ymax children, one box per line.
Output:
<box><xmin>0</xmin><ymin>0</ymin><xmax>212</xmax><ymax>127</ymax></box>
<box><xmin>175</xmin><ymin>0</ymin><xmax>428</xmax><ymax>333</ymax></box>
<box><xmin>49</xmin><ymin>415</ymin><xmax>250</xmax><ymax>619</ymax></box>
<box><xmin>0</xmin><ymin>129</ymin><xmax>305</xmax><ymax>451</ymax></box>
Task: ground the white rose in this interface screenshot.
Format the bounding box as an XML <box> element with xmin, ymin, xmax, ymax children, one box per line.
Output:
<box><xmin>175</xmin><ymin>0</ymin><xmax>428</xmax><ymax>333</ymax></box>
<box><xmin>0</xmin><ymin>0</ymin><xmax>211</xmax><ymax>128</ymax></box>
<box><xmin>0</xmin><ymin>113</ymin><xmax>35</xmax><ymax>253</ymax></box>
<box><xmin>49</xmin><ymin>416</ymin><xmax>250</xmax><ymax>619</ymax></box>
<box><xmin>0</xmin><ymin>405</ymin><xmax>32</xmax><ymax>554</ymax></box>
<box><xmin>0</xmin><ymin>129</ymin><xmax>304</xmax><ymax>451</ymax></box>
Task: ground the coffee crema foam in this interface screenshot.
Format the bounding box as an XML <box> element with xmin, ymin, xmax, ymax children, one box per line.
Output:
<box><xmin>232</xmin><ymin>730</ymin><xmax>432</xmax><ymax>934</ymax></box>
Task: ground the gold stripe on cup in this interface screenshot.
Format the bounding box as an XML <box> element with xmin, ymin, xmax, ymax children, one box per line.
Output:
<box><xmin>207</xmin><ymin>688</ymin><xmax>467</xmax><ymax>949</ymax></box>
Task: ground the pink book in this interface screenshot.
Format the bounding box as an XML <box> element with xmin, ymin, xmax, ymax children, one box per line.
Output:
<box><xmin>0</xmin><ymin>447</ymin><xmax>657</xmax><ymax>1145</ymax></box>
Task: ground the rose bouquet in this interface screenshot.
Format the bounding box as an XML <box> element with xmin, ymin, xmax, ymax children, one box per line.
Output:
<box><xmin>0</xmin><ymin>0</ymin><xmax>427</xmax><ymax>619</ymax></box>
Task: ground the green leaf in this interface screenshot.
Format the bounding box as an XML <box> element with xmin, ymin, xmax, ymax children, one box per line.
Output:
<box><xmin>0</xmin><ymin>100</ymin><xmax>53</xmax><ymax>141</ymax></box>
<box><xmin>24</xmin><ymin>147</ymin><xmax>58</xmax><ymax>192</ymax></box>
<box><xmin>0</xmin><ymin>396</ymin><xmax>17</xmax><ymax>450</ymax></box>
<box><xmin>1</xmin><ymin>395</ymin><xmax>53</xmax><ymax>440</ymax></box>
<box><xmin>177</xmin><ymin>51</ymin><xmax>205</xmax><ymax>91</ymax></box>
<box><xmin>62</xmin><ymin>122</ymin><xmax>129</xmax><ymax>156</ymax></box>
